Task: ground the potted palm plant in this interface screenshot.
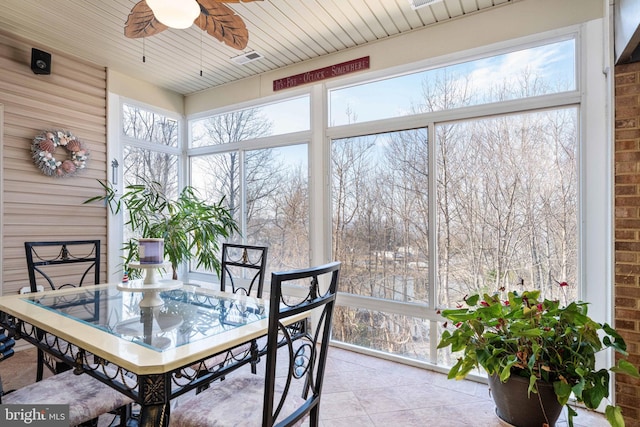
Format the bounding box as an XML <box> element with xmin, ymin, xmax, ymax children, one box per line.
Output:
<box><xmin>85</xmin><ymin>178</ymin><xmax>238</xmax><ymax>280</ymax></box>
<box><xmin>437</xmin><ymin>287</ymin><xmax>639</xmax><ymax>427</ymax></box>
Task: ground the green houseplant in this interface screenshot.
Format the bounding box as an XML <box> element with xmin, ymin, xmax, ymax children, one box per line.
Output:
<box><xmin>437</xmin><ymin>288</ymin><xmax>639</xmax><ymax>427</ymax></box>
<box><xmin>85</xmin><ymin>178</ymin><xmax>239</xmax><ymax>280</ymax></box>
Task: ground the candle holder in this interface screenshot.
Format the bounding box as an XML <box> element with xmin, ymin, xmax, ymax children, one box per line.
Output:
<box><xmin>118</xmin><ymin>238</ymin><xmax>182</xmax><ymax>307</ymax></box>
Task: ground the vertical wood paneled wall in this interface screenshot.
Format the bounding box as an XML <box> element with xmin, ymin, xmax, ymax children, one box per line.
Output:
<box><xmin>0</xmin><ymin>30</ymin><xmax>107</xmax><ymax>295</ymax></box>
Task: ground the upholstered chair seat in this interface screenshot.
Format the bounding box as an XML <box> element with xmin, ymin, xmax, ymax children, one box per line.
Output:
<box><xmin>170</xmin><ymin>373</ymin><xmax>305</xmax><ymax>427</ymax></box>
<box><xmin>2</xmin><ymin>365</ymin><xmax>133</xmax><ymax>426</ymax></box>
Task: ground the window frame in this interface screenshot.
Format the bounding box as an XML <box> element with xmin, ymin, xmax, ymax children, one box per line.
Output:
<box><xmin>106</xmin><ymin>95</ymin><xmax>185</xmax><ymax>282</ymax></box>
<box><xmin>324</xmin><ymin>22</ymin><xmax>610</xmax><ymax>370</ymax></box>
<box><xmin>107</xmin><ymin>20</ymin><xmax>611</xmax><ymax>374</ymax></box>
<box><xmin>186</xmin><ymin>90</ymin><xmax>313</xmax><ymax>283</ymax></box>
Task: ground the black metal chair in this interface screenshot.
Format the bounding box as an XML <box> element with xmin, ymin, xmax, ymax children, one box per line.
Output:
<box><xmin>220</xmin><ymin>243</ymin><xmax>268</xmax><ymax>298</ymax></box>
<box><xmin>25</xmin><ymin>240</ymin><xmax>100</xmax><ymax>293</ymax></box>
<box><xmin>221</xmin><ymin>243</ymin><xmax>268</xmax><ymax>374</ymax></box>
<box><xmin>170</xmin><ymin>261</ymin><xmax>341</xmax><ymax>427</ymax></box>
<box><xmin>194</xmin><ymin>244</ymin><xmax>269</xmax><ymax>388</ymax></box>
<box><xmin>24</xmin><ymin>240</ymin><xmax>100</xmax><ymax>382</ymax></box>
<box><xmin>0</xmin><ymin>327</ymin><xmax>133</xmax><ymax>426</ymax></box>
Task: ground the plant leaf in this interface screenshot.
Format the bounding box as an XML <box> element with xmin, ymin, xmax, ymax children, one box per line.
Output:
<box><xmin>553</xmin><ymin>380</ymin><xmax>572</xmax><ymax>406</ymax></box>
<box><xmin>602</xmin><ymin>323</ymin><xmax>629</xmax><ymax>354</ymax></box>
<box><xmin>605</xmin><ymin>405</ymin><xmax>625</xmax><ymax>427</ymax></box>
<box><xmin>611</xmin><ymin>359</ymin><xmax>640</xmax><ymax>378</ymax></box>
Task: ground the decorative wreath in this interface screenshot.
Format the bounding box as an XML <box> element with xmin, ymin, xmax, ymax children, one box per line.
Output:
<box><xmin>32</xmin><ymin>130</ymin><xmax>89</xmax><ymax>178</ymax></box>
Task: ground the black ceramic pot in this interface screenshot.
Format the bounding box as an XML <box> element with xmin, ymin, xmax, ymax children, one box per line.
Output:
<box><xmin>488</xmin><ymin>374</ymin><xmax>564</xmax><ymax>427</ymax></box>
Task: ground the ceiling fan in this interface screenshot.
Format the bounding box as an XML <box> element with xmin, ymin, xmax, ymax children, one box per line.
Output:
<box><xmin>124</xmin><ymin>0</ymin><xmax>261</xmax><ymax>50</ymax></box>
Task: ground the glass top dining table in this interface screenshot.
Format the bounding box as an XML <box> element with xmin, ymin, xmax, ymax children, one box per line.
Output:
<box><xmin>28</xmin><ymin>282</ymin><xmax>267</xmax><ymax>352</ymax></box>
<box><xmin>0</xmin><ymin>282</ymin><xmax>271</xmax><ymax>427</ymax></box>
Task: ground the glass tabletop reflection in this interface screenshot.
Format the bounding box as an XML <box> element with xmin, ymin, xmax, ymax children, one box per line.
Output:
<box><xmin>21</xmin><ymin>284</ymin><xmax>267</xmax><ymax>352</ymax></box>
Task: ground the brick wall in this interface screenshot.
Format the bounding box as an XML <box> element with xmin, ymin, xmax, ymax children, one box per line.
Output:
<box><xmin>615</xmin><ymin>60</ymin><xmax>640</xmax><ymax>427</ymax></box>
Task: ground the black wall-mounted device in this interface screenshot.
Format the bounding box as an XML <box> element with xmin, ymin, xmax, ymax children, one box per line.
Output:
<box><xmin>31</xmin><ymin>48</ymin><xmax>51</xmax><ymax>75</ymax></box>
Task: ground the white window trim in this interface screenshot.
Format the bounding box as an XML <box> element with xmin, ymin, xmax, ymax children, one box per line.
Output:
<box><xmin>106</xmin><ymin>94</ymin><xmax>185</xmax><ymax>282</ymax></box>
<box><xmin>324</xmin><ymin>20</ymin><xmax>612</xmax><ymax>371</ymax></box>
<box><xmin>109</xmin><ymin>19</ymin><xmax>611</xmax><ymax>376</ymax></box>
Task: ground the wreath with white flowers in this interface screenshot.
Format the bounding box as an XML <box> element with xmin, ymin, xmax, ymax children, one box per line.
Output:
<box><xmin>32</xmin><ymin>130</ymin><xmax>89</xmax><ymax>177</ymax></box>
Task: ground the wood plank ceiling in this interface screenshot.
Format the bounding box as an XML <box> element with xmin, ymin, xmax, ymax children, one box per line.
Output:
<box><xmin>0</xmin><ymin>0</ymin><xmax>514</xmax><ymax>95</ymax></box>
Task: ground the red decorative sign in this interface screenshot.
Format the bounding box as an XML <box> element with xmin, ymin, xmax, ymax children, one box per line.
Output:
<box><xmin>273</xmin><ymin>56</ymin><xmax>370</xmax><ymax>91</ymax></box>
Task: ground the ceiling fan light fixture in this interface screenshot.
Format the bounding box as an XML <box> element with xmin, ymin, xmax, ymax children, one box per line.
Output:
<box><xmin>146</xmin><ymin>0</ymin><xmax>200</xmax><ymax>29</ymax></box>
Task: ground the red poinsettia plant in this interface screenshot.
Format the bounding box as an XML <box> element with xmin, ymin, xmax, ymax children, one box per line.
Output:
<box><xmin>437</xmin><ymin>284</ymin><xmax>640</xmax><ymax>427</ymax></box>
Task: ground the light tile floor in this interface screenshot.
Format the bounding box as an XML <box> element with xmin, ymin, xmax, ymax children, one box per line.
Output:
<box><xmin>317</xmin><ymin>347</ymin><xmax>609</xmax><ymax>427</ymax></box>
<box><xmin>0</xmin><ymin>345</ymin><xmax>610</xmax><ymax>426</ymax></box>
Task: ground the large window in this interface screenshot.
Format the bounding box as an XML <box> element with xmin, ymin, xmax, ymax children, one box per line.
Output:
<box><xmin>108</xmin><ymin>102</ymin><xmax>182</xmax><ymax>279</ymax></box>
<box><xmin>189</xmin><ymin>97</ymin><xmax>310</xmax><ymax>276</ymax></box>
<box><xmin>113</xmin><ymin>26</ymin><xmax>606</xmax><ymax>373</ymax></box>
<box><xmin>121</xmin><ymin>103</ymin><xmax>180</xmax><ymax>196</ymax></box>
<box><xmin>329</xmin><ymin>37</ymin><xmax>581</xmax><ymax>365</ymax></box>
<box><xmin>436</xmin><ymin>109</ymin><xmax>578</xmax><ymax>308</ymax></box>
<box><xmin>191</xmin><ymin>144</ymin><xmax>309</xmax><ymax>273</ymax></box>
<box><xmin>329</xmin><ymin>38</ymin><xmax>575</xmax><ymax>126</ymax></box>
<box><xmin>332</xmin><ymin>129</ymin><xmax>429</xmax><ymax>304</ymax></box>
<box><xmin>190</xmin><ymin>96</ymin><xmax>310</xmax><ymax>148</ymax></box>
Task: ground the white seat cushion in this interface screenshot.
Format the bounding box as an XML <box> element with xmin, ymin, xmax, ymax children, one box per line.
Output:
<box><xmin>3</xmin><ymin>365</ymin><xmax>133</xmax><ymax>426</ymax></box>
<box><xmin>169</xmin><ymin>373</ymin><xmax>305</xmax><ymax>427</ymax></box>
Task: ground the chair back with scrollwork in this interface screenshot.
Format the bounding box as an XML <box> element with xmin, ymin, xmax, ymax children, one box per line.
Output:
<box><xmin>220</xmin><ymin>243</ymin><xmax>268</xmax><ymax>298</ymax></box>
<box><xmin>262</xmin><ymin>261</ymin><xmax>340</xmax><ymax>427</ymax></box>
<box><xmin>24</xmin><ymin>240</ymin><xmax>101</xmax><ymax>293</ymax></box>
<box><xmin>24</xmin><ymin>240</ymin><xmax>101</xmax><ymax>382</ymax></box>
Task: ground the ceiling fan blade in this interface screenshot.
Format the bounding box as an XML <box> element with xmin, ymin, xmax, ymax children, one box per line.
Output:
<box><xmin>124</xmin><ymin>0</ymin><xmax>168</xmax><ymax>38</ymax></box>
<box><xmin>195</xmin><ymin>0</ymin><xmax>249</xmax><ymax>50</ymax></box>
